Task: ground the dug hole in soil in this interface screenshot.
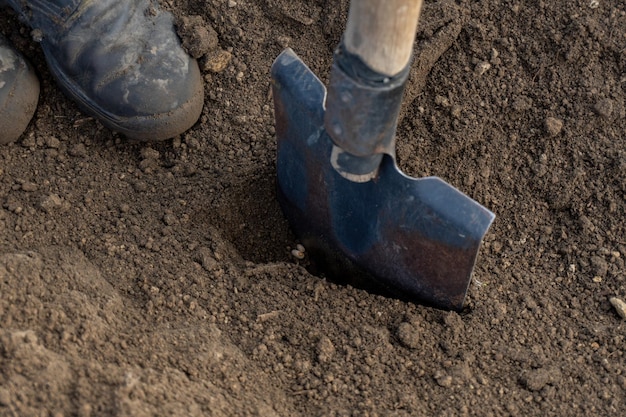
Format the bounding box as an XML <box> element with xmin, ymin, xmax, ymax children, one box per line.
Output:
<box><xmin>1</xmin><ymin>0</ymin><xmax>625</xmax><ymax>415</ymax></box>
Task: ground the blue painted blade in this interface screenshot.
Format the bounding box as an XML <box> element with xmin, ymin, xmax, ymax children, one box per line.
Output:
<box><xmin>271</xmin><ymin>49</ymin><xmax>495</xmax><ymax>311</ymax></box>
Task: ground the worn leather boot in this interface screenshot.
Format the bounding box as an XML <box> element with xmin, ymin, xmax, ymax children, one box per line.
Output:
<box><xmin>0</xmin><ymin>33</ymin><xmax>40</xmax><ymax>145</ymax></box>
<box><xmin>5</xmin><ymin>0</ymin><xmax>204</xmax><ymax>140</ymax></box>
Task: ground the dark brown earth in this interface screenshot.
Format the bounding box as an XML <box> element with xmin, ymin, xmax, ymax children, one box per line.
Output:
<box><xmin>1</xmin><ymin>0</ymin><xmax>626</xmax><ymax>415</ymax></box>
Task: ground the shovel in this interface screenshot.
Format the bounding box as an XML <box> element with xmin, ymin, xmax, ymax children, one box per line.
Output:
<box><xmin>271</xmin><ymin>0</ymin><xmax>495</xmax><ymax>311</ymax></box>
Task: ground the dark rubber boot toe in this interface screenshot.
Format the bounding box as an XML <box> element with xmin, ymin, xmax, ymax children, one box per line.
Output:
<box><xmin>0</xmin><ymin>34</ymin><xmax>40</xmax><ymax>145</ymax></box>
<box><xmin>7</xmin><ymin>0</ymin><xmax>204</xmax><ymax>140</ymax></box>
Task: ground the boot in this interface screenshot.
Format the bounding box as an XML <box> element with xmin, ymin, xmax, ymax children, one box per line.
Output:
<box><xmin>0</xmin><ymin>33</ymin><xmax>40</xmax><ymax>145</ymax></box>
<box><xmin>4</xmin><ymin>0</ymin><xmax>204</xmax><ymax>141</ymax></box>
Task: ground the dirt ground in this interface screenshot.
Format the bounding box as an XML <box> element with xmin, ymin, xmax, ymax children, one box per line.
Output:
<box><xmin>1</xmin><ymin>0</ymin><xmax>625</xmax><ymax>415</ymax></box>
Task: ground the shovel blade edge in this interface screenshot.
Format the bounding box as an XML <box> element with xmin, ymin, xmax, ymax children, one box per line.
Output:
<box><xmin>272</xmin><ymin>49</ymin><xmax>495</xmax><ymax>311</ymax></box>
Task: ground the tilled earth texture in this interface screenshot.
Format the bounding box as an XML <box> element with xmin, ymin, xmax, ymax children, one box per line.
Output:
<box><xmin>1</xmin><ymin>0</ymin><xmax>626</xmax><ymax>416</ymax></box>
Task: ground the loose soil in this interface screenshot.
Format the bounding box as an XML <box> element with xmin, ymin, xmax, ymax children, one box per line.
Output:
<box><xmin>1</xmin><ymin>0</ymin><xmax>626</xmax><ymax>416</ymax></box>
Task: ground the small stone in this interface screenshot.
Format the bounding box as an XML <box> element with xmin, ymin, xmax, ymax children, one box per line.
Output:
<box><xmin>590</xmin><ymin>256</ymin><xmax>608</xmax><ymax>277</ymax></box>
<box><xmin>202</xmin><ymin>49</ymin><xmax>233</xmax><ymax>73</ymax></box>
<box><xmin>397</xmin><ymin>322</ymin><xmax>420</xmax><ymax>349</ymax></box>
<box><xmin>21</xmin><ymin>181</ymin><xmax>38</xmax><ymax>192</ymax></box>
<box><xmin>594</xmin><ymin>98</ymin><xmax>613</xmax><ymax>118</ymax></box>
<box><xmin>132</xmin><ymin>181</ymin><xmax>148</xmax><ymax>192</ymax></box>
<box><xmin>544</xmin><ymin>117</ymin><xmax>563</xmax><ymax>136</ymax></box>
<box><xmin>22</xmin><ymin>330</ymin><xmax>38</xmax><ymax>344</ymax></box>
<box><xmin>45</xmin><ymin>136</ymin><xmax>61</xmax><ymax>148</ymax></box>
<box><xmin>434</xmin><ymin>95</ymin><xmax>450</xmax><ymax>107</ymax></box>
<box><xmin>512</xmin><ymin>96</ymin><xmax>533</xmax><ymax>112</ymax></box>
<box><xmin>316</xmin><ymin>336</ymin><xmax>335</xmax><ymax>363</ymax></box>
<box><xmin>163</xmin><ymin>213</ymin><xmax>177</xmax><ymax>226</ymax></box>
<box><xmin>434</xmin><ymin>371</ymin><xmax>453</xmax><ymax>387</ymax></box>
<box><xmin>609</xmin><ymin>297</ymin><xmax>626</xmax><ymax>319</ymax></box>
<box><xmin>195</xmin><ymin>247</ymin><xmax>219</xmax><ymax>271</ymax></box>
<box><xmin>139</xmin><ymin>158</ymin><xmax>159</xmax><ymax>172</ymax></box>
<box><xmin>490</xmin><ymin>48</ymin><xmax>500</xmax><ymax>64</ymax></box>
<box><xmin>276</xmin><ymin>35</ymin><xmax>291</xmax><ymax>48</ymax></box>
<box><xmin>40</xmin><ymin>194</ymin><xmax>64</xmax><ymax>212</ymax></box>
<box><xmin>474</xmin><ymin>61</ymin><xmax>491</xmax><ymax>76</ymax></box>
<box><xmin>69</xmin><ymin>143</ymin><xmax>88</xmax><ymax>157</ymax></box>
<box><xmin>579</xmin><ymin>215</ymin><xmax>595</xmax><ymax>233</ymax></box>
<box><xmin>31</xmin><ymin>28</ymin><xmax>43</xmax><ymax>42</ymax></box>
<box><xmin>21</xmin><ymin>135</ymin><xmax>36</xmax><ymax>148</ymax></box>
<box><xmin>450</xmin><ymin>105</ymin><xmax>462</xmax><ymax>118</ymax></box>
<box><xmin>140</xmin><ymin>147</ymin><xmax>160</xmax><ymax>160</ymax></box>
<box><xmin>182</xmin><ymin>163</ymin><xmax>197</xmax><ymax>177</ymax></box>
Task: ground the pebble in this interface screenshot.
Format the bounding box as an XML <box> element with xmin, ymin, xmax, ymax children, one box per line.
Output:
<box><xmin>490</xmin><ymin>48</ymin><xmax>500</xmax><ymax>65</ymax></box>
<box><xmin>40</xmin><ymin>194</ymin><xmax>64</xmax><ymax>212</ymax></box>
<box><xmin>434</xmin><ymin>95</ymin><xmax>450</xmax><ymax>107</ymax></box>
<box><xmin>434</xmin><ymin>371</ymin><xmax>453</xmax><ymax>387</ymax></box>
<box><xmin>132</xmin><ymin>180</ymin><xmax>148</xmax><ymax>192</ymax></box>
<box><xmin>46</xmin><ymin>136</ymin><xmax>61</xmax><ymax>148</ymax></box>
<box><xmin>21</xmin><ymin>181</ymin><xmax>38</xmax><ymax>192</ymax></box>
<box><xmin>590</xmin><ymin>256</ymin><xmax>608</xmax><ymax>277</ymax></box>
<box><xmin>69</xmin><ymin>143</ymin><xmax>88</xmax><ymax>157</ymax></box>
<box><xmin>512</xmin><ymin>96</ymin><xmax>533</xmax><ymax>112</ymax></box>
<box><xmin>202</xmin><ymin>49</ymin><xmax>233</xmax><ymax>73</ymax></box>
<box><xmin>276</xmin><ymin>35</ymin><xmax>291</xmax><ymax>48</ymax></box>
<box><xmin>397</xmin><ymin>322</ymin><xmax>420</xmax><ymax>349</ymax></box>
<box><xmin>544</xmin><ymin>117</ymin><xmax>563</xmax><ymax>136</ymax></box>
<box><xmin>140</xmin><ymin>147</ymin><xmax>160</xmax><ymax>160</ymax></box>
<box><xmin>450</xmin><ymin>105</ymin><xmax>462</xmax><ymax>118</ymax></box>
<box><xmin>163</xmin><ymin>213</ymin><xmax>177</xmax><ymax>226</ymax></box>
<box><xmin>609</xmin><ymin>297</ymin><xmax>626</xmax><ymax>319</ymax></box>
<box><xmin>594</xmin><ymin>98</ymin><xmax>613</xmax><ymax>118</ymax></box>
<box><xmin>474</xmin><ymin>61</ymin><xmax>491</xmax><ymax>76</ymax></box>
<box><xmin>316</xmin><ymin>336</ymin><xmax>335</xmax><ymax>363</ymax></box>
<box><xmin>195</xmin><ymin>247</ymin><xmax>218</xmax><ymax>271</ymax></box>
<box><xmin>31</xmin><ymin>28</ymin><xmax>43</xmax><ymax>42</ymax></box>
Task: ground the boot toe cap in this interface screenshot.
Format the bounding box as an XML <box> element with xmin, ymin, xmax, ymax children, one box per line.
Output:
<box><xmin>0</xmin><ymin>39</ymin><xmax>40</xmax><ymax>145</ymax></box>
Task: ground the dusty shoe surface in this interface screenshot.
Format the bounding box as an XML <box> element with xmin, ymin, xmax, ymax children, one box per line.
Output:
<box><xmin>6</xmin><ymin>0</ymin><xmax>204</xmax><ymax>140</ymax></box>
<box><xmin>0</xmin><ymin>33</ymin><xmax>40</xmax><ymax>145</ymax></box>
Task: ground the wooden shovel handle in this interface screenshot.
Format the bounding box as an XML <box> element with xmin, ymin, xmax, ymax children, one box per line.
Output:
<box><xmin>344</xmin><ymin>0</ymin><xmax>423</xmax><ymax>77</ymax></box>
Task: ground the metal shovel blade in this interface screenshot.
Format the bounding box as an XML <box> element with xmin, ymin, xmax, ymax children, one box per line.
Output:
<box><xmin>272</xmin><ymin>49</ymin><xmax>495</xmax><ymax>311</ymax></box>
